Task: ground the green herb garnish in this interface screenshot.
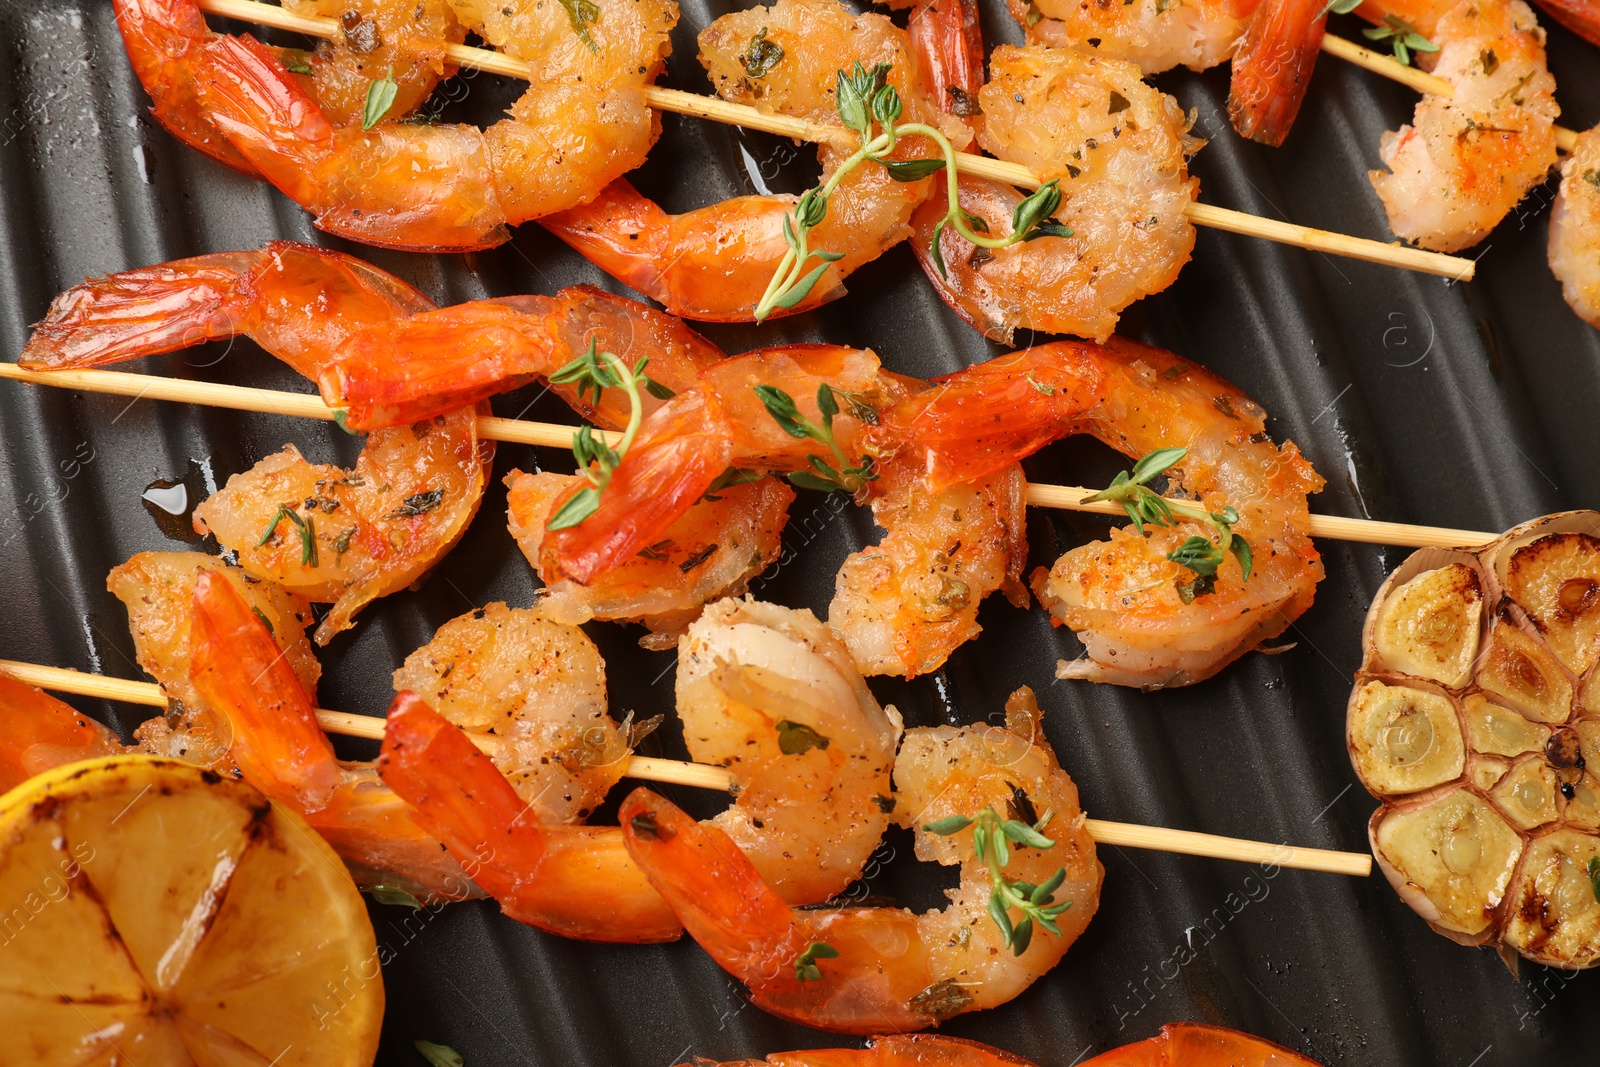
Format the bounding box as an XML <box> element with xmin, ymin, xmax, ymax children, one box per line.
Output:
<box><xmin>741</xmin><ymin>27</ymin><xmax>784</xmax><ymax>78</ymax></box>
<box><xmin>361</xmin><ymin>68</ymin><xmax>399</xmax><ymax>130</ymax></box>
<box><xmin>558</xmin><ymin>0</ymin><xmax>602</xmax><ymax>54</ymax></box>
<box><xmin>792</xmin><ymin>940</ymin><xmax>839</xmax><ymax>982</ymax></box>
<box><xmin>392</xmin><ymin>489</ymin><xmax>444</xmax><ymax>518</ymax></box>
<box><xmin>1318</xmin><ymin>0</ymin><xmax>1361</xmax><ymax>17</ymax></box>
<box><xmin>924</xmin><ymin>805</ymin><xmax>1072</xmax><ymax>956</ymax></box>
<box><xmin>755</xmin><ymin>62</ymin><xmax>1072</xmax><ymax>319</ymax></box>
<box><xmin>1588</xmin><ymin>856</ymin><xmax>1600</xmax><ymax>904</ymax></box>
<box><xmin>776</xmin><ymin>720</ymin><xmax>830</xmax><ymax>755</ymax></box>
<box><xmin>545</xmin><ymin>340</ymin><xmax>656</xmax><ymax>531</ymax></box>
<box><xmin>1080</xmin><ymin>447</ymin><xmax>1253</xmax><ymax>601</ymax></box>
<box><xmin>367</xmin><ymin>884</ymin><xmax>423</xmax><ymax>909</ymax></box>
<box><xmin>754</xmin><ymin>383</ymin><xmax>877</xmax><ymax>494</ymax></box>
<box><xmin>1361</xmin><ymin>15</ymin><xmax>1440</xmax><ymax>66</ymax></box>
<box><xmin>257</xmin><ymin>506</ymin><xmax>316</xmax><ymax>566</ymax></box>
<box><xmin>701</xmin><ymin>467</ymin><xmax>764</xmax><ymax>502</ymax></box>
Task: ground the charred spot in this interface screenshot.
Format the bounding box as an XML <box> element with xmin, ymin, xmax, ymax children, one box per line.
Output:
<box><xmin>679</xmin><ymin>544</ymin><xmax>718</xmax><ymax>573</ymax></box>
<box><xmin>946</xmin><ymin>86</ymin><xmax>981</xmax><ymax>117</ymax></box>
<box><xmin>1008</xmin><ymin>783</ymin><xmax>1038</xmax><ymax>826</ymax></box>
<box><xmin>1546</xmin><ymin>728</ymin><xmax>1584</xmax><ymax>769</ymax></box>
<box><xmin>200</xmin><ymin>768</ymin><xmax>222</xmax><ymax>785</ymax></box>
<box><xmin>968</xmin><ymin>246</ymin><xmax>994</xmax><ymax>269</ymax></box>
<box><xmin>1557</xmin><ymin>578</ymin><xmax>1600</xmax><ymax>619</ymax></box>
<box><xmin>629</xmin><ymin>812</ymin><xmax>667</xmax><ymax>840</ymax></box>
<box><xmin>341</xmin><ymin>11</ymin><xmax>382</xmax><ymax>54</ymax></box>
<box><xmin>874</xmin><ymin>794</ymin><xmax>896</xmax><ymax>813</ymax></box>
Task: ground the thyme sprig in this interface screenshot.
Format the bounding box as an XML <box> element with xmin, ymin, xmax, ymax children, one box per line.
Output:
<box><xmin>1080</xmin><ymin>447</ymin><xmax>1253</xmax><ymax>602</ymax></box>
<box><xmin>754</xmin><ymin>383</ymin><xmax>877</xmax><ymax>494</ymax></box>
<box><xmin>755</xmin><ymin>63</ymin><xmax>1071</xmax><ymax>319</ymax></box>
<box><xmin>924</xmin><ymin>806</ymin><xmax>1071</xmax><ymax>956</ymax></box>
<box><xmin>545</xmin><ymin>340</ymin><xmax>660</xmax><ymax>531</ymax></box>
<box><xmin>1361</xmin><ymin>14</ymin><xmax>1440</xmax><ymax>66</ymax></box>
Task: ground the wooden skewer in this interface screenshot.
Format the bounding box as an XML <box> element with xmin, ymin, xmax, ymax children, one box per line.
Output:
<box><xmin>193</xmin><ymin>0</ymin><xmax>1474</xmax><ymax>281</ymax></box>
<box><xmin>0</xmin><ymin>362</ymin><xmax>1500</xmax><ymax>549</ymax></box>
<box><xmin>1319</xmin><ymin>34</ymin><xmax>1581</xmax><ymax>153</ymax></box>
<box><xmin>1</xmin><ymin>658</ymin><xmax>1371</xmax><ymax>876</ymax></box>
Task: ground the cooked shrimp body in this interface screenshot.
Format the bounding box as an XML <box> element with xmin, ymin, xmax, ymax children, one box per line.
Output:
<box><xmin>540</xmin><ymin>0</ymin><xmax>969</xmax><ymax>321</ymax></box>
<box><xmin>1081</xmin><ymin>1023</ymin><xmax>1323</xmax><ymax>1066</ymax></box>
<box><xmin>909</xmin><ymin>45</ymin><xmax>1200</xmax><ymax>344</ymax></box>
<box><xmin>392</xmin><ymin>602</ymin><xmax>632</xmax><ymax>823</ymax></box>
<box><xmin>108</xmin><ymin>550</ymin><xmax>321</xmax><ymax>768</ymax></box>
<box><xmin>1549</xmin><ymin>126</ymin><xmax>1600</xmax><ymax>329</ymax></box>
<box><xmin>876</xmin><ymin>338</ymin><xmax>1324</xmax><ymax>689</ymax></box>
<box><xmin>321</xmin><ymin>284</ymin><xmax>727</xmax><ymax>430</ymax></box>
<box><xmin>829</xmin><ymin>456</ymin><xmax>1030</xmax><ymax>678</ymax></box>
<box><xmin>1366</xmin><ymin>0</ymin><xmax>1560</xmax><ymax>252</ymax></box>
<box><xmin>675</xmin><ymin>598</ymin><xmax>902</xmax><ymax>902</ymax></box>
<box><xmin>1015</xmin><ymin>0</ymin><xmax>1258</xmax><ymax>75</ymax></box>
<box><xmin>186</xmin><ymin>569</ymin><xmax>482</xmax><ymax>903</ymax></box>
<box><xmin>542</xmin><ymin>344</ymin><xmax>884</xmax><ymax>584</ymax></box>
<box><xmin>192</xmin><ymin>403</ymin><xmax>494</xmax><ymax>645</ymax></box>
<box><xmin>119</xmin><ymin>0</ymin><xmax>676</xmax><ymax>250</ymax></box>
<box><xmin>693</xmin><ymin>1037</ymin><xmax>1038</xmax><ymax>1067</ymax></box>
<box><xmin>620</xmin><ymin>687</ymin><xmax>1100</xmax><ymax>1033</ymax></box>
<box><xmin>0</xmin><ymin>671</ymin><xmax>126</xmax><ymax>794</ymax></box>
<box><xmin>274</xmin><ymin>0</ymin><xmax>465</xmax><ymax>127</ymax></box>
<box><xmin>20</xmin><ymin>240</ymin><xmax>433</xmax><ymax>380</ymax></box>
<box><xmin>687</xmin><ymin>1027</ymin><xmax>1321</xmax><ymax>1067</ymax></box>
<box><xmin>507</xmin><ymin>470</ymin><xmax>794</xmax><ymax>648</ymax></box>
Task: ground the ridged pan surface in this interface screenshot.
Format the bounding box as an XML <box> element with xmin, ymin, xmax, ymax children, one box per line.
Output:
<box><xmin>1</xmin><ymin>1</ymin><xmax>1596</xmax><ymax>1064</ymax></box>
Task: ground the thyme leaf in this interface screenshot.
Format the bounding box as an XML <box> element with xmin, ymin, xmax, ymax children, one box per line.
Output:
<box><xmin>793</xmin><ymin>940</ymin><xmax>839</xmax><ymax>982</ymax></box>
<box><xmin>361</xmin><ymin>68</ymin><xmax>398</xmax><ymax>130</ymax></box>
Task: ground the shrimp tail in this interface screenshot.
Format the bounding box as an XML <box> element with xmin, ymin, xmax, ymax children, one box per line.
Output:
<box><xmin>380</xmin><ymin>694</ymin><xmax>683</xmax><ymax>941</ymax></box>
<box><xmin>113</xmin><ymin>0</ymin><xmax>262</xmax><ymax>175</ymax></box>
<box><xmin>907</xmin><ymin>0</ymin><xmax>986</xmax><ymax>131</ymax></box>
<box><xmin>322</xmin><ymin>299</ymin><xmax>558</xmax><ymax>429</ymax></box>
<box><xmin>1227</xmin><ymin>0</ymin><xmax>1328</xmax><ymax>147</ymax></box>
<box><xmin>1533</xmin><ymin>0</ymin><xmax>1600</xmax><ymax>46</ymax></box>
<box><xmin>19</xmin><ymin>252</ymin><xmax>263</xmax><ymax>369</ymax></box>
<box><xmin>0</xmin><ymin>671</ymin><xmax>126</xmax><ymax>794</ymax></box>
<box><xmin>875</xmin><ymin>346</ymin><xmax>1106</xmax><ymax>493</ymax></box>
<box><xmin>619</xmin><ymin>787</ymin><xmax>805</xmax><ymax>968</ymax></box>
<box><xmin>543</xmin><ymin>393</ymin><xmax>735</xmax><ymax>584</ymax></box>
<box><xmin>188</xmin><ymin>569</ymin><xmax>341</xmax><ymax>809</ymax></box>
<box><xmin>194</xmin><ymin>35</ymin><xmax>510</xmax><ymax>252</ymax></box>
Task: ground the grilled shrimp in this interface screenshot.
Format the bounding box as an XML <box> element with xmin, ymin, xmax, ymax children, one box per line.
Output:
<box><xmin>1365</xmin><ymin>0</ymin><xmax>1560</xmax><ymax>252</ymax></box>
<box><xmin>0</xmin><ymin>671</ymin><xmax>125</xmax><ymax>793</ymax></box>
<box><xmin>687</xmin><ymin>1027</ymin><xmax>1320</xmax><ymax>1067</ymax></box>
<box><xmin>108</xmin><ymin>550</ymin><xmax>320</xmax><ymax>768</ymax></box>
<box><xmin>191</xmin><ymin>403</ymin><xmax>493</xmax><ymax>645</ymax></box>
<box><xmin>273</xmin><ymin>1</ymin><xmax>466</xmax><ymax>127</ymax></box>
<box><xmin>620</xmin><ymin>687</ymin><xmax>1100</xmax><ymax>1033</ymax></box>
<box><xmin>540</xmin><ymin>0</ymin><xmax>968</xmax><ymax>321</ymax></box>
<box><xmin>1015</xmin><ymin>0</ymin><xmax>1256</xmax><ymax>74</ymax></box>
<box><xmin>117</xmin><ymin>0</ymin><xmax>675</xmax><ymax>250</ymax></box>
<box><xmin>1549</xmin><ymin>127</ymin><xmax>1600</xmax><ymax>329</ymax></box>
<box><xmin>908</xmin><ymin>42</ymin><xmax>1201</xmax><ymax>344</ymax></box>
<box><xmin>874</xmin><ymin>338</ymin><xmax>1324</xmax><ymax>689</ymax></box>
<box><xmin>186</xmin><ymin>569</ymin><xmax>482</xmax><ymax>903</ymax></box>
<box><xmin>113</xmin><ymin>0</ymin><xmax>461</xmax><ymax>173</ymax></box>
<box><xmin>507</xmin><ymin>472</ymin><xmax>794</xmax><ymax>648</ymax></box>
<box><xmin>379</xmin><ymin>598</ymin><xmax>903</xmax><ymax>935</ymax></box>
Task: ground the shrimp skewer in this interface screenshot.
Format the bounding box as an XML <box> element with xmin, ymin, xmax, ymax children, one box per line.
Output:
<box><xmin>378</xmin><ymin>596</ymin><xmax>903</xmax><ymax>930</ymax></box>
<box><xmin>1360</xmin><ymin>0</ymin><xmax>1561</xmax><ymax>253</ymax></box>
<box><xmin>22</xmin><ymin>245</ymin><xmax>794</xmax><ymax>642</ymax></box>
<box><xmin>539</xmin><ymin>0</ymin><xmax>968</xmax><ymax>321</ymax></box>
<box><xmin>620</xmin><ymin>687</ymin><xmax>1101</xmax><ymax>1032</ymax></box>
<box><xmin>906</xmin><ymin>21</ymin><xmax>1202</xmax><ymax>344</ymax></box>
<box><xmin>876</xmin><ymin>339</ymin><xmax>1325</xmax><ymax>688</ymax></box>
<box><xmin>117</xmin><ymin>0</ymin><xmax>676</xmax><ymax>251</ymax></box>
